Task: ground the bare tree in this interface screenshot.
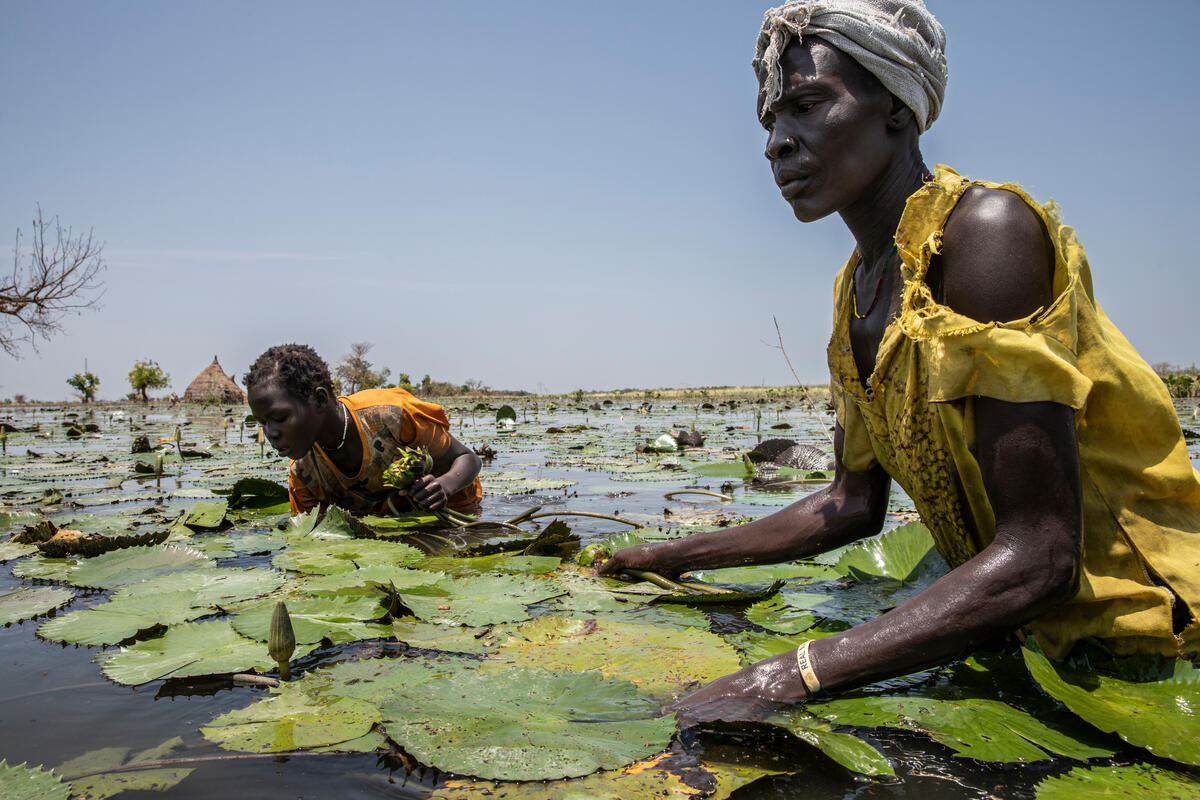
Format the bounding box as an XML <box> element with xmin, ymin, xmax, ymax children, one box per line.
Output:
<box><xmin>1</xmin><ymin>206</ymin><xmax>106</xmax><ymax>356</ymax></box>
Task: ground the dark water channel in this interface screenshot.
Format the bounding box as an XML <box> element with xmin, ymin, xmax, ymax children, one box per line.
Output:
<box><xmin>1</xmin><ymin>398</ymin><xmax>1198</xmax><ymax>799</ymax></box>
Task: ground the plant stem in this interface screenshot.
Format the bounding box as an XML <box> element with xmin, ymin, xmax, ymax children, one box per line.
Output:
<box><xmin>526</xmin><ymin>511</ymin><xmax>640</xmax><ymax>527</ymax></box>
<box><xmin>663</xmin><ymin>490</ymin><xmax>733</xmax><ymax>502</ymax></box>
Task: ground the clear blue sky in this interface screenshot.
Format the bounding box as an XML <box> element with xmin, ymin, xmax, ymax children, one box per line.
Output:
<box><xmin>3</xmin><ymin>1</ymin><xmax>1197</xmax><ymax>400</ymax></box>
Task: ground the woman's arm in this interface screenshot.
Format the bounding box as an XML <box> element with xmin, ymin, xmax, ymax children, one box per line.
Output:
<box><xmin>669</xmin><ymin>187</ymin><xmax>1081</xmax><ymax>721</ymax></box>
<box><xmin>410</xmin><ymin>437</ymin><xmax>481</xmax><ymax>510</ymax></box>
<box><xmin>599</xmin><ymin>423</ymin><xmax>892</xmax><ymax>580</ymax></box>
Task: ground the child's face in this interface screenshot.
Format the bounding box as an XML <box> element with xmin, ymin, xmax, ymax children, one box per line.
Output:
<box><xmin>248</xmin><ymin>379</ymin><xmax>325</xmax><ymax>459</ymax></box>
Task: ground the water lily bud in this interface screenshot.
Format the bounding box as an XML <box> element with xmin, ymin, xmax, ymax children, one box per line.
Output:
<box><xmin>268</xmin><ymin>600</ymin><xmax>296</xmax><ymax>678</ymax></box>
<box><xmin>174</xmin><ymin>426</ymin><xmax>181</xmax><ymax>444</ymax></box>
<box><xmin>154</xmin><ymin>453</ymin><xmax>163</xmax><ymax>477</ymax></box>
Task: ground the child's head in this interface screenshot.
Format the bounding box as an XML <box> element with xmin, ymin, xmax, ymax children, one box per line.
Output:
<box><xmin>244</xmin><ymin>344</ymin><xmax>333</xmax><ymax>401</ymax></box>
<box><xmin>246</xmin><ymin>345</ymin><xmax>338</xmax><ymax>459</ymax></box>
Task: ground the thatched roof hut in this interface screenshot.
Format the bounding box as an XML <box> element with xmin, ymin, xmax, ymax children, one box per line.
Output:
<box><xmin>183</xmin><ymin>356</ymin><xmax>245</xmax><ymax>404</ymax></box>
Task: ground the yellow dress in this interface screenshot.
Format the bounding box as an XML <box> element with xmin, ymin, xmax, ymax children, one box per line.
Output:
<box><xmin>827</xmin><ymin>165</ymin><xmax>1200</xmax><ymax>660</ymax></box>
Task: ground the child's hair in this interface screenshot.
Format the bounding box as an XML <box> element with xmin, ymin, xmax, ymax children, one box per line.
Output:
<box><xmin>244</xmin><ymin>344</ymin><xmax>334</xmax><ymax>401</ymax></box>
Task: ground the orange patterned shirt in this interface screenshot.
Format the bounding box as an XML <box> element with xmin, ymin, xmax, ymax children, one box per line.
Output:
<box><xmin>288</xmin><ymin>388</ymin><xmax>482</xmax><ymax>516</ymax></box>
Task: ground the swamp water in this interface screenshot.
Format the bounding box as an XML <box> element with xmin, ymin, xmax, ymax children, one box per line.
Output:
<box><xmin>1</xmin><ymin>397</ymin><xmax>1198</xmax><ymax>799</ymax></box>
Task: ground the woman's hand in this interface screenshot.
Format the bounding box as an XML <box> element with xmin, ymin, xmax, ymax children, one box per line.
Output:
<box><xmin>668</xmin><ymin>650</ymin><xmax>810</xmax><ymax>726</ymax></box>
<box><xmin>409</xmin><ymin>474</ymin><xmax>449</xmax><ymax>510</ymax></box>
<box><xmin>597</xmin><ymin>542</ymin><xmax>684</xmax><ymax>580</ymax></box>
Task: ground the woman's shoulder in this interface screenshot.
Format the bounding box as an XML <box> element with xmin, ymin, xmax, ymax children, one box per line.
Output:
<box><xmin>936</xmin><ymin>183</ymin><xmax>1056</xmax><ymax>324</ymax></box>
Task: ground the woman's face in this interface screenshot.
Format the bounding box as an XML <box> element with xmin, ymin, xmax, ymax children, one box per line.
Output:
<box><xmin>760</xmin><ymin>38</ymin><xmax>897</xmax><ymax>222</ymax></box>
<box><xmin>248</xmin><ymin>379</ymin><xmax>326</xmax><ymax>459</ymax></box>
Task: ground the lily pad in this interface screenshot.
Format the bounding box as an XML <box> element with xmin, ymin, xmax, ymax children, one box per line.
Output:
<box><xmin>273</xmin><ymin>538</ymin><xmax>422</xmax><ymax>575</ymax></box>
<box><xmin>392</xmin><ymin>617</ymin><xmax>499</xmax><ymax>654</ymax></box>
<box><xmin>811</xmin><ymin>692</ymin><xmax>1113</xmax><ymax>763</ymax></box>
<box><xmin>298</xmin><ymin>565</ymin><xmax>443</xmax><ymax>596</ymax></box>
<box><xmin>66</xmin><ymin>545</ymin><xmax>215</xmax><ymax>589</ymax></box>
<box><xmin>114</xmin><ymin>566</ymin><xmax>286</xmax><ymax>607</ymax></box>
<box><xmin>97</xmin><ymin>619</ymin><xmax>305</xmax><ymax>685</ymax></box>
<box><xmin>396</xmin><ymin>574</ymin><xmax>566</xmax><ymax>627</ymax></box>
<box><xmin>415</xmin><ymin>553</ymin><xmax>560</xmax><ymax>577</ymax></box>
<box><xmin>38</xmin><ymin>591</ymin><xmax>205</xmax><ymax>645</ymax></box>
<box><xmin>201</xmin><ymin>690</ymin><xmax>381</xmax><ymax>753</ymax></box>
<box><xmin>432</xmin><ymin>750</ymin><xmax>777</xmax><ymax>799</ymax></box>
<box><xmin>0</xmin><ymin>760</ymin><xmax>69</xmax><ymax>800</ymax></box>
<box><xmin>0</xmin><ymin>586</ymin><xmax>73</xmax><ymax>625</ymax></box>
<box><xmin>1022</xmin><ymin>640</ymin><xmax>1200</xmax><ymax>766</ymax></box>
<box><xmin>484</xmin><ymin>616</ymin><xmax>743</xmax><ymax>700</ymax></box>
<box><xmin>689</xmin><ymin>562</ymin><xmax>838</xmax><ymax>585</ymax></box>
<box><xmin>181</xmin><ymin>500</ymin><xmax>228</xmax><ymax>530</ymax></box>
<box><xmin>233</xmin><ymin>595</ymin><xmax>391</xmax><ymax>645</ymax></box>
<box><xmin>834</xmin><ymin>522</ymin><xmax>948</xmax><ymax>583</ymax></box>
<box><xmin>772</xmin><ymin>714</ymin><xmax>894</xmax><ymax>776</ymax></box>
<box><xmin>56</xmin><ymin>738</ymin><xmax>193</xmax><ymax>799</ymax></box>
<box><xmin>1035</xmin><ymin>764</ymin><xmax>1200</xmax><ymax>799</ymax></box>
<box><xmin>744</xmin><ymin>593</ymin><xmax>829</xmax><ymax>634</ymax></box>
<box><xmin>0</xmin><ymin>541</ymin><xmax>37</xmax><ymax>562</ymax></box>
<box><xmin>380</xmin><ymin>666</ymin><xmax>675</xmax><ymax>781</ymax></box>
<box><xmin>11</xmin><ymin>555</ymin><xmax>75</xmax><ymax>582</ymax></box>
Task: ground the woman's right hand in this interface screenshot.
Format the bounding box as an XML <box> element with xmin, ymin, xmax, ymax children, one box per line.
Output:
<box><xmin>596</xmin><ymin>542</ymin><xmax>684</xmax><ymax>580</ymax></box>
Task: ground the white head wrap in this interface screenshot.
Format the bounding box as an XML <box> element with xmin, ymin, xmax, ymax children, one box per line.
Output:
<box><xmin>753</xmin><ymin>0</ymin><xmax>947</xmax><ymax>132</ymax></box>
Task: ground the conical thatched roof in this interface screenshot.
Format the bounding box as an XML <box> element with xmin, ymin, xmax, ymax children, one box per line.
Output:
<box><xmin>183</xmin><ymin>356</ymin><xmax>245</xmax><ymax>404</ymax></box>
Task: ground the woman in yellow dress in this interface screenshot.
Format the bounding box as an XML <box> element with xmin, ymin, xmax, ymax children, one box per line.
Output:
<box><xmin>601</xmin><ymin>0</ymin><xmax>1200</xmax><ymax>719</ymax></box>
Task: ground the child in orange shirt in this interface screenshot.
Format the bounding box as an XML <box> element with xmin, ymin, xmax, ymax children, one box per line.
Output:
<box><xmin>245</xmin><ymin>344</ymin><xmax>482</xmax><ymax>516</ymax></box>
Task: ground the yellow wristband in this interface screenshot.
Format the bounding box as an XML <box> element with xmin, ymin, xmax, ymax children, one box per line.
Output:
<box><xmin>796</xmin><ymin>640</ymin><xmax>823</xmax><ymax>696</ymax></box>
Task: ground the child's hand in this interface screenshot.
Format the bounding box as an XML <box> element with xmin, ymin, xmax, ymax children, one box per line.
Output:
<box><xmin>409</xmin><ymin>474</ymin><xmax>448</xmax><ymax>510</ymax></box>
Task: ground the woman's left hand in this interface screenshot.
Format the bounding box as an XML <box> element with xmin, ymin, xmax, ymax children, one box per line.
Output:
<box><xmin>409</xmin><ymin>474</ymin><xmax>449</xmax><ymax>510</ymax></box>
<box><xmin>668</xmin><ymin>650</ymin><xmax>810</xmax><ymax>726</ymax></box>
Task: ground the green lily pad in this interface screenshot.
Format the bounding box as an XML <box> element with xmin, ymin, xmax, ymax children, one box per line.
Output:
<box><xmin>0</xmin><ymin>541</ymin><xmax>37</xmax><ymax>562</ymax></box>
<box><xmin>397</xmin><ymin>574</ymin><xmax>566</xmax><ymax>627</ymax></box>
<box><xmin>38</xmin><ymin>590</ymin><xmax>204</xmax><ymax>644</ymax></box>
<box><xmin>273</xmin><ymin>538</ymin><xmax>422</xmax><ymax>575</ymax></box>
<box><xmin>1022</xmin><ymin>640</ymin><xmax>1200</xmax><ymax>766</ymax></box>
<box><xmin>298</xmin><ymin>652</ymin><xmax>474</xmax><ymax>707</ymax></box>
<box><xmin>811</xmin><ymin>692</ymin><xmax>1113</xmax><ymax>763</ymax></box>
<box><xmin>0</xmin><ymin>760</ymin><xmax>69</xmax><ymax>800</ymax></box>
<box><xmin>233</xmin><ymin>595</ymin><xmax>391</xmax><ymax>645</ymax></box>
<box><xmin>67</xmin><ymin>545</ymin><xmax>215</xmax><ymax>589</ymax></box>
<box><xmin>56</xmin><ymin>738</ymin><xmax>193</xmax><ymax>799</ymax></box>
<box><xmin>415</xmin><ymin>553</ymin><xmax>561</xmax><ymax>576</ymax></box>
<box><xmin>777</xmin><ymin>715</ymin><xmax>894</xmax><ymax>776</ymax></box>
<box><xmin>298</xmin><ymin>565</ymin><xmax>443</xmax><ymax>596</ymax></box>
<box><xmin>484</xmin><ymin>616</ymin><xmax>742</xmax><ymax>700</ymax></box>
<box><xmin>722</xmin><ymin>629</ymin><xmax>833</xmax><ymax>665</ymax></box>
<box><xmin>1035</xmin><ymin>764</ymin><xmax>1200</xmax><ymax>799</ymax></box>
<box><xmin>431</xmin><ymin>750</ymin><xmax>777</xmax><ymax>799</ymax></box>
<box><xmin>11</xmin><ymin>555</ymin><xmax>74</xmax><ymax>582</ymax></box>
<box><xmin>201</xmin><ymin>690</ymin><xmax>381</xmax><ymax>753</ymax></box>
<box><xmin>834</xmin><ymin>522</ymin><xmax>948</xmax><ymax>583</ymax></box>
<box><xmin>97</xmin><ymin>619</ymin><xmax>306</xmax><ymax>685</ymax></box>
<box><xmin>689</xmin><ymin>562</ymin><xmax>838</xmax><ymax>585</ymax></box>
<box><xmin>115</xmin><ymin>566</ymin><xmax>286</xmax><ymax>606</ymax></box>
<box><xmin>181</xmin><ymin>500</ymin><xmax>228</xmax><ymax>530</ymax></box>
<box><xmin>381</xmin><ymin>666</ymin><xmax>675</xmax><ymax>781</ymax></box>
<box><xmin>392</xmin><ymin>617</ymin><xmax>499</xmax><ymax>654</ymax></box>
<box><xmin>0</xmin><ymin>586</ymin><xmax>73</xmax><ymax>625</ymax></box>
<box><xmin>744</xmin><ymin>593</ymin><xmax>829</xmax><ymax>634</ymax></box>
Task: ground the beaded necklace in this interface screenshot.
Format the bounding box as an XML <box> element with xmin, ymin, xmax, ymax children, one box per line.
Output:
<box><xmin>850</xmin><ymin>244</ymin><xmax>897</xmax><ymax>320</ymax></box>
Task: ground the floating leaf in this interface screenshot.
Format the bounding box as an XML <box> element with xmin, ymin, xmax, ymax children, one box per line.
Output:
<box><xmin>745</xmin><ymin>592</ymin><xmax>829</xmax><ymax>634</ymax></box>
<box><xmin>201</xmin><ymin>690</ymin><xmax>380</xmax><ymax>753</ymax></box>
<box><xmin>380</xmin><ymin>667</ymin><xmax>674</xmax><ymax>781</ymax></box>
<box><xmin>0</xmin><ymin>541</ymin><xmax>37</xmax><ymax>562</ymax></box>
<box><xmin>298</xmin><ymin>653</ymin><xmax>474</xmax><ymax>707</ymax></box>
<box><xmin>1035</xmin><ymin>764</ymin><xmax>1200</xmax><ymax>799</ymax></box>
<box><xmin>415</xmin><ymin>553</ymin><xmax>560</xmax><ymax>577</ymax></box>
<box><xmin>432</xmin><ymin>750</ymin><xmax>777</xmax><ymax>799</ymax></box>
<box><xmin>38</xmin><ymin>590</ymin><xmax>204</xmax><ymax>645</ymax></box>
<box><xmin>233</xmin><ymin>595</ymin><xmax>391</xmax><ymax>645</ymax></box>
<box><xmin>775</xmin><ymin>715</ymin><xmax>894</xmax><ymax>776</ymax></box>
<box><xmin>689</xmin><ymin>562</ymin><xmax>838</xmax><ymax>585</ymax></box>
<box><xmin>484</xmin><ymin>616</ymin><xmax>742</xmax><ymax>700</ymax></box>
<box><xmin>834</xmin><ymin>522</ymin><xmax>947</xmax><ymax>583</ymax></box>
<box><xmin>0</xmin><ymin>586</ymin><xmax>73</xmax><ymax>625</ymax></box>
<box><xmin>722</xmin><ymin>629</ymin><xmax>832</xmax><ymax>665</ymax></box>
<box><xmin>812</xmin><ymin>692</ymin><xmax>1112</xmax><ymax>763</ymax></box>
<box><xmin>225</xmin><ymin>477</ymin><xmax>289</xmax><ymax>509</ymax></box>
<box><xmin>11</xmin><ymin>555</ymin><xmax>74</xmax><ymax>582</ymax></box>
<box><xmin>1022</xmin><ymin>640</ymin><xmax>1200</xmax><ymax>766</ymax></box>
<box><xmin>273</xmin><ymin>538</ymin><xmax>422</xmax><ymax>575</ymax></box>
<box><xmin>181</xmin><ymin>500</ymin><xmax>228</xmax><ymax>530</ymax></box>
<box><xmin>392</xmin><ymin>617</ymin><xmax>498</xmax><ymax>654</ymax></box>
<box><xmin>298</xmin><ymin>565</ymin><xmax>442</xmax><ymax>596</ymax></box>
<box><xmin>114</xmin><ymin>566</ymin><xmax>285</xmax><ymax>607</ymax></box>
<box><xmin>397</xmin><ymin>574</ymin><xmax>566</xmax><ymax>627</ymax></box>
<box><xmin>56</xmin><ymin>738</ymin><xmax>193</xmax><ymax>799</ymax></box>
<box><xmin>67</xmin><ymin>545</ymin><xmax>215</xmax><ymax>589</ymax></box>
<box><xmin>0</xmin><ymin>760</ymin><xmax>69</xmax><ymax>800</ymax></box>
<box><xmin>97</xmin><ymin>619</ymin><xmax>307</xmax><ymax>685</ymax></box>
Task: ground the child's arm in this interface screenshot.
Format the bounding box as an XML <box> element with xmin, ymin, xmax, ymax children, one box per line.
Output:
<box><xmin>410</xmin><ymin>437</ymin><xmax>481</xmax><ymax>510</ymax></box>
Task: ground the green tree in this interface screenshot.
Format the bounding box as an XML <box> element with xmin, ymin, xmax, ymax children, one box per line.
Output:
<box><xmin>66</xmin><ymin>371</ymin><xmax>100</xmax><ymax>402</ymax></box>
<box><xmin>335</xmin><ymin>342</ymin><xmax>391</xmax><ymax>393</ymax></box>
<box><xmin>420</xmin><ymin>374</ymin><xmax>431</xmax><ymax>394</ymax></box>
<box><xmin>127</xmin><ymin>359</ymin><xmax>170</xmax><ymax>403</ymax></box>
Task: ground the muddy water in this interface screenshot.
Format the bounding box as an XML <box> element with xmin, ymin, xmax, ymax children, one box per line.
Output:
<box><xmin>1</xmin><ymin>398</ymin><xmax>1197</xmax><ymax>798</ymax></box>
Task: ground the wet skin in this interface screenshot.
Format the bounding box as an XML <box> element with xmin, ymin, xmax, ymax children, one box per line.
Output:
<box><xmin>601</xmin><ymin>38</ymin><xmax>1082</xmax><ymax>723</ymax></box>
<box><xmin>248</xmin><ymin>380</ymin><xmax>480</xmax><ymax>511</ymax></box>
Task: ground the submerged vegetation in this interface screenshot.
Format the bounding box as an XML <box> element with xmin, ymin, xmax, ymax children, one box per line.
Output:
<box><xmin>0</xmin><ymin>394</ymin><xmax>1197</xmax><ymax>797</ymax></box>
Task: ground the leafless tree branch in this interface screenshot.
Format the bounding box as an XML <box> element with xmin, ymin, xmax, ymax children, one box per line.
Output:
<box><xmin>1</xmin><ymin>205</ymin><xmax>106</xmax><ymax>356</ymax></box>
<box><xmin>763</xmin><ymin>315</ymin><xmax>834</xmax><ymax>444</ymax></box>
